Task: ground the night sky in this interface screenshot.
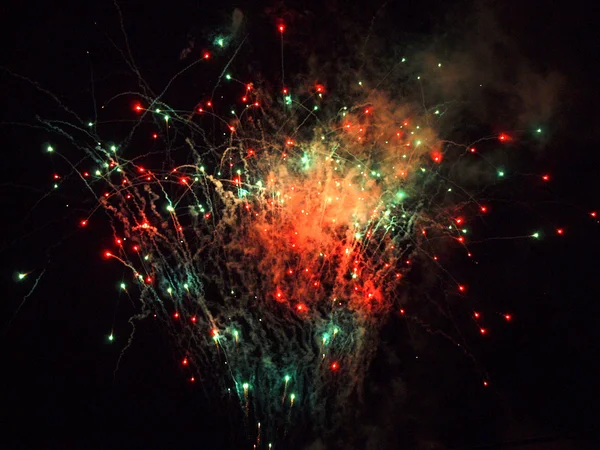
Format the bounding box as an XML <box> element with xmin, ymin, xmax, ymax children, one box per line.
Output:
<box><xmin>1</xmin><ymin>1</ymin><xmax>599</xmax><ymax>449</ymax></box>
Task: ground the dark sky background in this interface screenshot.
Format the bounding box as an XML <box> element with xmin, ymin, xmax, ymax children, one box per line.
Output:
<box><xmin>1</xmin><ymin>0</ymin><xmax>599</xmax><ymax>449</ymax></box>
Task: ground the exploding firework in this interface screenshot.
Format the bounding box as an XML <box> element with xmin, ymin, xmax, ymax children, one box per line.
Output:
<box><xmin>12</xmin><ymin>6</ymin><xmax>566</xmax><ymax>448</ymax></box>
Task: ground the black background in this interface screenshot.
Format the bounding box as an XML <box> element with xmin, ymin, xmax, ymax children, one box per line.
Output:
<box><xmin>1</xmin><ymin>0</ymin><xmax>599</xmax><ymax>448</ymax></box>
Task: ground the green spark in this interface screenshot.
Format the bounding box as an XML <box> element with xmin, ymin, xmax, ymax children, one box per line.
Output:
<box><xmin>87</xmin><ymin>122</ymin><xmax>93</xmax><ymax>127</ymax></box>
<box><xmin>243</xmin><ymin>383</ymin><xmax>249</xmax><ymax>390</ymax></box>
<box><xmin>47</xmin><ymin>146</ymin><xmax>54</xmax><ymax>152</ymax></box>
<box><xmin>536</xmin><ymin>128</ymin><xmax>542</xmax><ymax>133</ymax></box>
<box><xmin>284</xmin><ymin>375</ymin><xmax>290</xmax><ymax>382</ymax></box>
<box><xmin>497</xmin><ymin>170</ymin><xmax>505</xmax><ymax>177</ymax></box>
<box><xmin>532</xmin><ymin>232</ymin><xmax>540</xmax><ymax>239</ymax></box>
<box><xmin>120</xmin><ymin>283</ymin><xmax>126</xmax><ymax>290</ymax></box>
<box><xmin>17</xmin><ymin>273</ymin><xmax>27</xmax><ymax>280</ymax></box>
<box><xmin>108</xmin><ymin>333</ymin><xmax>114</xmax><ymax>342</ymax></box>
<box><xmin>225</xmin><ymin>73</ymin><xmax>231</xmax><ymax>80</ymax></box>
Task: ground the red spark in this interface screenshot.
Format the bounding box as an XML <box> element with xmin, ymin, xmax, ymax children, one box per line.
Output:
<box><xmin>134</xmin><ymin>103</ymin><xmax>142</xmax><ymax>112</ymax></box>
<box><xmin>203</xmin><ymin>52</ymin><xmax>210</xmax><ymax>59</ymax></box>
<box><xmin>498</xmin><ymin>133</ymin><xmax>511</xmax><ymax>142</ymax></box>
<box><xmin>458</xmin><ymin>285</ymin><xmax>466</xmax><ymax>292</ymax></box>
<box><xmin>174</xmin><ymin>312</ymin><xmax>179</xmax><ymax>319</ymax></box>
<box><xmin>542</xmin><ymin>174</ymin><xmax>550</xmax><ymax>181</ymax></box>
<box><xmin>480</xmin><ymin>206</ymin><xmax>488</xmax><ymax>213</ymax></box>
<box><xmin>480</xmin><ymin>328</ymin><xmax>487</xmax><ymax>335</ymax></box>
<box><xmin>455</xmin><ymin>217</ymin><xmax>463</xmax><ymax>224</ymax></box>
<box><xmin>504</xmin><ymin>314</ymin><xmax>512</xmax><ymax>321</ymax></box>
<box><xmin>431</xmin><ymin>150</ymin><xmax>443</xmax><ymax>163</ymax></box>
<box><xmin>474</xmin><ymin>312</ymin><xmax>480</xmax><ymax>318</ymax></box>
<box><xmin>206</xmin><ymin>101</ymin><xmax>212</xmax><ymax>107</ymax></box>
<box><xmin>190</xmin><ymin>377</ymin><xmax>195</xmax><ymax>382</ymax></box>
<box><xmin>330</xmin><ymin>362</ymin><xmax>339</xmax><ymax>371</ymax></box>
<box><xmin>470</xmin><ymin>147</ymin><xmax>476</xmax><ymax>153</ymax></box>
<box><xmin>152</xmin><ymin>133</ymin><xmax>158</xmax><ymax>139</ymax></box>
<box><xmin>80</xmin><ymin>220</ymin><xmax>88</xmax><ymax>227</ymax></box>
<box><xmin>182</xmin><ymin>358</ymin><xmax>188</xmax><ymax>365</ymax></box>
<box><xmin>556</xmin><ymin>228</ymin><xmax>564</xmax><ymax>235</ymax></box>
<box><xmin>191</xmin><ymin>316</ymin><xmax>197</xmax><ymax>323</ymax></box>
<box><xmin>483</xmin><ymin>381</ymin><xmax>488</xmax><ymax>387</ymax></box>
<box><xmin>591</xmin><ymin>211</ymin><xmax>597</xmax><ymax>218</ymax></box>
